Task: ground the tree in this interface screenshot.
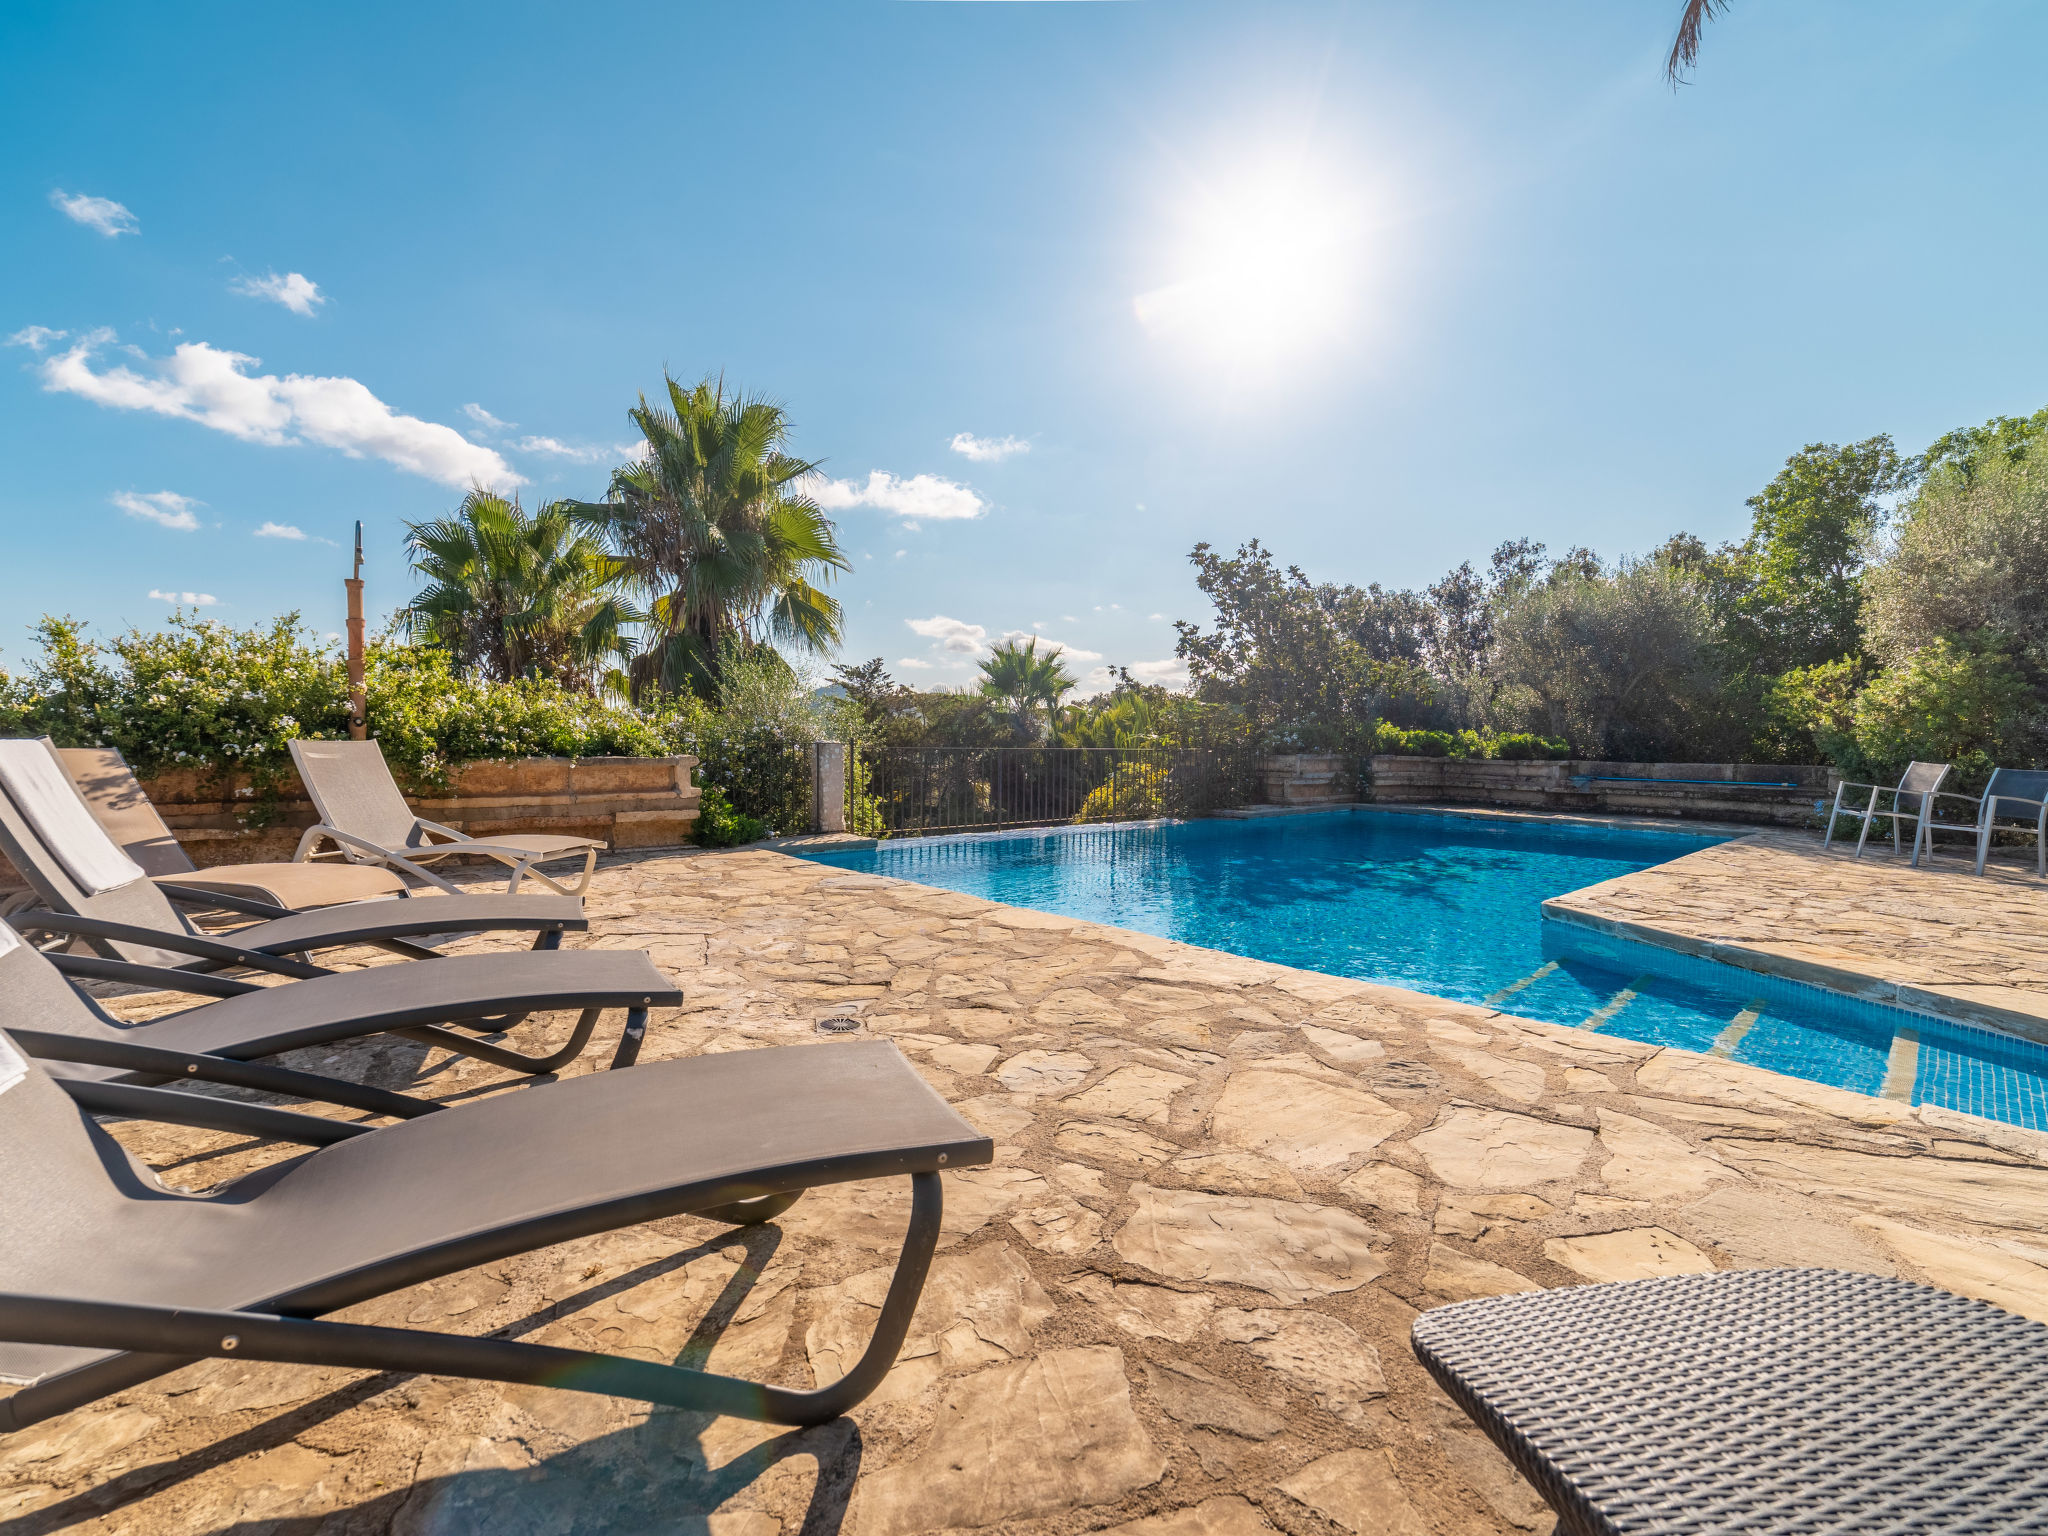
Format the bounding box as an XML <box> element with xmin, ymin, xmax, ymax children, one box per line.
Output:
<box><xmin>563</xmin><ymin>374</ymin><xmax>849</xmax><ymax>700</ymax></box>
<box><xmin>1718</xmin><ymin>436</ymin><xmax>1909</xmax><ymax>678</ymax></box>
<box><xmin>978</xmin><ymin>638</ymin><xmax>1075</xmax><ymax>738</ymax></box>
<box><xmin>1863</xmin><ymin>448</ymin><xmax>2048</xmax><ymax>675</ymax></box>
<box><xmin>1492</xmin><ymin>558</ymin><xmax>1720</xmax><ymax>756</ymax></box>
<box><xmin>403</xmin><ymin>490</ymin><xmax>635</xmax><ymax>690</ymax></box>
<box><xmin>1175</xmin><ymin>541</ymin><xmax>1437</xmax><ymax>743</ymax></box>
<box><xmin>1424</xmin><ymin>538</ymin><xmax>1548</xmax><ymax>682</ymax></box>
<box><xmin>1921</xmin><ymin>406</ymin><xmax>2048</xmax><ymax>489</ymax></box>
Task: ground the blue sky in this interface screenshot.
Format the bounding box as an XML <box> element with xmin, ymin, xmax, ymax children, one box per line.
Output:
<box><xmin>4</xmin><ymin>1</ymin><xmax>2044</xmax><ymax>694</ymax></box>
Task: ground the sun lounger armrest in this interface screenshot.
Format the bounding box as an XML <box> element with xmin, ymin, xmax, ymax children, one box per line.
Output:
<box><xmin>413</xmin><ymin>817</ymin><xmax>468</xmax><ymax>844</ymax></box>
<box><xmin>151</xmin><ymin>882</ymin><xmax>297</xmax><ymax>920</ymax></box>
<box><xmin>54</xmin><ymin>1079</ymin><xmax>372</xmax><ymax>1145</ymax></box>
<box><xmin>1926</xmin><ymin>789</ymin><xmax>1985</xmax><ymax>805</ymax></box>
<box><xmin>14</xmin><ymin>1030</ymin><xmax>441</xmax><ymax>1120</ymax></box>
<box><xmin>43</xmin><ymin>952</ymin><xmax>262</xmax><ymax>997</ymax></box>
<box><xmin>5</xmin><ymin>912</ymin><xmax>331</xmax><ymax>979</ymax></box>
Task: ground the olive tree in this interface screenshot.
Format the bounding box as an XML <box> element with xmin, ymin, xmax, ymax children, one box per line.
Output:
<box><xmin>1863</xmin><ymin>451</ymin><xmax>2048</xmax><ymax>673</ymax></box>
<box><xmin>1491</xmin><ymin>558</ymin><xmax>1721</xmax><ymax>757</ymax></box>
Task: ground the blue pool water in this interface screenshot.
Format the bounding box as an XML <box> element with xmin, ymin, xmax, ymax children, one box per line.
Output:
<box><xmin>798</xmin><ymin>810</ymin><xmax>2048</xmax><ymax>1131</ymax></box>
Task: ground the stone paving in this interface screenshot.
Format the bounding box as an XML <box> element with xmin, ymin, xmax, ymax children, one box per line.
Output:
<box><xmin>7</xmin><ymin>845</ymin><xmax>2048</xmax><ymax>1535</ymax></box>
<box><xmin>1548</xmin><ymin>829</ymin><xmax>2048</xmax><ymax>1039</ymax></box>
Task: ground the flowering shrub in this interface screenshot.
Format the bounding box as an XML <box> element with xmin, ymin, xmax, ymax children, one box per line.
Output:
<box><xmin>0</xmin><ymin>615</ymin><xmax>711</xmax><ymax>821</ymax></box>
<box><xmin>1073</xmin><ymin>761</ymin><xmax>1168</xmax><ymax>822</ymax></box>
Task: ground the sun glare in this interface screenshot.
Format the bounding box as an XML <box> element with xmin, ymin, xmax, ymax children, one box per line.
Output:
<box><xmin>1134</xmin><ymin>159</ymin><xmax>1364</xmax><ymax>368</ymax></box>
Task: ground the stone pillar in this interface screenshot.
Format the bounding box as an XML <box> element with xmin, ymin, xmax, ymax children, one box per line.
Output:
<box><xmin>813</xmin><ymin>741</ymin><xmax>847</xmax><ymax>833</ymax></box>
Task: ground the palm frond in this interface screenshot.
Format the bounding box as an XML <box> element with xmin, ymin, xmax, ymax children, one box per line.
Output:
<box><xmin>1666</xmin><ymin>0</ymin><xmax>1729</xmax><ymax>86</ymax></box>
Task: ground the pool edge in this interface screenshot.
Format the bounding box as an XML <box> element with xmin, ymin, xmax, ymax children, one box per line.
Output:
<box><xmin>1542</xmin><ymin>899</ymin><xmax>2048</xmax><ymax>1050</ymax></box>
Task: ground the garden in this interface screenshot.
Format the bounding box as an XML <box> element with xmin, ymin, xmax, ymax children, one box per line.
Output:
<box><xmin>6</xmin><ymin>381</ymin><xmax>2045</xmax><ymax>845</ymax></box>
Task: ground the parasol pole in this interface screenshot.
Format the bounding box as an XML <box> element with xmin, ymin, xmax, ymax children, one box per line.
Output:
<box><xmin>345</xmin><ymin>520</ymin><xmax>367</xmax><ymax>740</ymax></box>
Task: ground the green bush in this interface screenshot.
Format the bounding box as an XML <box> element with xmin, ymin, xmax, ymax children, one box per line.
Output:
<box><xmin>1372</xmin><ymin>722</ymin><xmax>1452</xmax><ymax>757</ymax></box>
<box><xmin>1849</xmin><ymin>638</ymin><xmax>2035</xmax><ymax>789</ymax></box>
<box><xmin>692</xmin><ymin>785</ymin><xmax>766</xmax><ymax>847</ymax></box>
<box><xmin>1367</xmin><ymin>721</ymin><xmax>1568</xmax><ymax>760</ymax></box>
<box><xmin>1490</xmin><ymin>732</ymin><xmax>1573</xmax><ymax>760</ymax></box>
<box><xmin>1769</xmin><ymin>640</ymin><xmax>2036</xmax><ymax>791</ymax></box>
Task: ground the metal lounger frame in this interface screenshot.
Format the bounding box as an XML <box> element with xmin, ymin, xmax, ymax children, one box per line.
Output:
<box><xmin>0</xmin><ymin>929</ymin><xmax>670</xmax><ymax>1117</ymax></box>
<box><xmin>0</xmin><ymin>1041</ymin><xmax>987</xmax><ymax>1431</ymax></box>
<box><xmin>292</xmin><ymin>819</ymin><xmax>598</xmax><ymax>900</ymax></box>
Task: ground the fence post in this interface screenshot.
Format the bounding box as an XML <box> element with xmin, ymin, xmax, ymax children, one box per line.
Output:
<box><xmin>813</xmin><ymin>741</ymin><xmax>847</xmax><ymax>833</ymax></box>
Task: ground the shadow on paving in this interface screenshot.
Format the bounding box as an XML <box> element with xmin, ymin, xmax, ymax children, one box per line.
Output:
<box><xmin>2</xmin><ymin>1223</ymin><xmax>855</xmax><ymax>1536</ymax></box>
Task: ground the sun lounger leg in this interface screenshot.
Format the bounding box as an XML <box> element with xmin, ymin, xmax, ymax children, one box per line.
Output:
<box><xmin>0</xmin><ymin>1172</ymin><xmax>943</xmax><ymax>1430</ymax></box>
<box><xmin>396</xmin><ymin>1007</ymin><xmax>607</xmax><ymax>1074</ymax></box>
<box><xmin>611</xmin><ymin>1007</ymin><xmax>648</xmax><ymax>1068</ymax></box>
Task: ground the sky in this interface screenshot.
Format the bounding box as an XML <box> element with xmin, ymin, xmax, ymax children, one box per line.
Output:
<box><xmin>4</xmin><ymin>1</ymin><xmax>2046</xmax><ymax>696</ymax></box>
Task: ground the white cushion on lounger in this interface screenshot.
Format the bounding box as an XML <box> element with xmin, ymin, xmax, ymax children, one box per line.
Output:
<box><xmin>0</xmin><ymin>924</ymin><xmax>22</xmax><ymax>1098</ymax></box>
<box><xmin>0</xmin><ymin>740</ymin><xmax>148</xmax><ymax>896</ymax></box>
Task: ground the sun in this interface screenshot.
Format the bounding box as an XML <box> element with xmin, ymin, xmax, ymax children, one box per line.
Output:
<box><xmin>1134</xmin><ymin>158</ymin><xmax>1364</xmax><ymax>367</ymax></box>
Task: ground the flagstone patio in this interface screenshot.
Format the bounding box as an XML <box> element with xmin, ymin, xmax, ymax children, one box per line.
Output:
<box><xmin>1549</xmin><ymin>828</ymin><xmax>2048</xmax><ymax>1039</ymax></box>
<box><xmin>6</xmin><ymin>841</ymin><xmax>2048</xmax><ymax>1536</ymax></box>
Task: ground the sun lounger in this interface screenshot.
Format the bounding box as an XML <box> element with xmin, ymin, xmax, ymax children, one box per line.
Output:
<box><xmin>0</xmin><ymin>737</ymin><xmax>587</xmax><ymax>982</ymax></box>
<box><xmin>291</xmin><ymin>739</ymin><xmax>605</xmax><ymax>897</ymax></box>
<box><xmin>1822</xmin><ymin>759</ymin><xmax>1950</xmax><ymax>863</ymax></box>
<box><xmin>1412</xmin><ymin>1268</ymin><xmax>2048</xmax><ymax>1535</ymax></box>
<box><xmin>0</xmin><ymin>899</ymin><xmax>677</xmax><ymax>1115</ymax></box>
<box><xmin>0</xmin><ymin>1013</ymin><xmax>987</xmax><ymax>1432</ymax></box>
<box><xmin>57</xmin><ymin>746</ymin><xmax>407</xmax><ymax>912</ymax></box>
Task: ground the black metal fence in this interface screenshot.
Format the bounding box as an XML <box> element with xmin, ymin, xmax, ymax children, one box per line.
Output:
<box><xmin>847</xmin><ymin>746</ymin><xmax>1261</xmax><ymax>838</ymax></box>
<box><xmin>694</xmin><ymin>735</ymin><xmax>813</xmax><ymax>836</ymax></box>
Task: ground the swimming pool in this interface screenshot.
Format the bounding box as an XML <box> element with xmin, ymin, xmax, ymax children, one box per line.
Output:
<box><xmin>797</xmin><ymin>809</ymin><xmax>2048</xmax><ymax>1131</ymax></box>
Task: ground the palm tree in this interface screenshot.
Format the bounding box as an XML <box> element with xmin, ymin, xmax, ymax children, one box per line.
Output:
<box><xmin>404</xmin><ymin>490</ymin><xmax>637</xmax><ymax>690</ymax></box>
<box><xmin>560</xmin><ymin>374</ymin><xmax>850</xmax><ymax>701</ymax></box>
<box><xmin>1666</xmin><ymin>0</ymin><xmax>1728</xmax><ymax>85</ymax></box>
<box><xmin>979</xmin><ymin>638</ymin><xmax>1076</xmax><ymax>738</ymax></box>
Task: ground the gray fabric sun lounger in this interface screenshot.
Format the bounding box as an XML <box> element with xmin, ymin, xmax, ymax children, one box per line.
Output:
<box><xmin>57</xmin><ymin>745</ymin><xmax>409</xmax><ymax>912</ymax></box>
<box><xmin>0</xmin><ymin>1030</ymin><xmax>990</xmax><ymax>1432</ymax></box>
<box><xmin>291</xmin><ymin>739</ymin><xmax>605</xmax><ymax>898</ymax></box>
<box><xmin>0</xmin><ymin>737</ymin><xmax>586</xmax><ymax>984</ymax></box>
<box><xmin>0</xmin><ymin>915</ymin><xmax>678</xmax><ymax>1117</ymax></box>
<box><xmin>1412</xmin><ymin>1268</ymin><xmax>2048</xmax><ymax>1535</ymax></box>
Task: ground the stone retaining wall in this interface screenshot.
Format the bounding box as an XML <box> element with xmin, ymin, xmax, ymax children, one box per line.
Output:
<box><xmin>1260</xmin><ymin>753</ymin><xmax>1358</xmax><ymax>805</ymax></box>
<box><xmin>1368</xmin><ymin>756</ymin><xmax>1834</xmax><ymax>826</ymax></box>
<box><xmin>53</xmin><ymin>754</ymin><xmax>701</xmax><ymax>872</ymax></box>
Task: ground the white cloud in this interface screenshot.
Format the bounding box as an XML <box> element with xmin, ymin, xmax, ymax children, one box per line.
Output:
<box><xmin>112</xmin><ymin>490</ymin><xmax>201</xmax><ymax>531</ymax></box>
<box><xmin>148</xmin><ymin>589</ymin><xmax>218</xmax><ymax>607</ymax></box>
<box><xmin>41</xmin><ymin>333</ymin><xmax>519</xmax><ymax>489</ymax></box>
<box><xmin>514</xmin><ymin>435</ymin><xmax>638</xmax><ymax>464</ymax></box>
<box><xmin>810</xmin><ymin>470</ymin><xmax>985</xmax><ymax>522</ymax></box>
<box><xmin>999</xmin><ymin>627</ymin><xmax>1100</xmax><ymax>661</ymax></box>
<box><xmin>906</xmin><ymin>614</ymin><xmax>987</xmax><ymax>654</ymax></box>
<box><xmin>1128</xmin><ymin>658</ymin><xmax>1191</xmax><ymax>689</ymax></box>
<box><xmin>1148</xmin><ymin>612</ymin><xmax>1168</xmax><ymax>621</ymax></box>
<box><xmin>51</xmin><ymin>190</ymin><xmax>137</xmax><ymax>237</ymax></box>
<box><xmin>950</xmin><ymin>432</ymin><xmax>1029</xmax><ymax>463</ymax></box>
<box><xmin>232</xmin><ymin>271</ymin><xmax>326</xmax><ymax>316</ymax></box>
<box><xmin>894</xmin><ymin>549</ymin><xmax>906</xmax><ymax>559</ymax></box>
<box><xmin>897</xmin><ymin>657</ymin><xmax>936</xmax><ymax>671</ymax></box>
<box><xmin>254</xmin><ymin>521</ymin><xmax>306</xmax><ymax>540</ymax></box>
<box><xmin>463</xmin><ymin>402</ymin><xmax>514</xmax><ymax>431</ymax></box>
<box><xmin>6</xmin><ymin>325</ymin><xmax>67</xmax><ymax>352</ymax></box>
